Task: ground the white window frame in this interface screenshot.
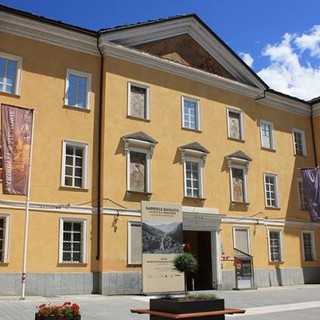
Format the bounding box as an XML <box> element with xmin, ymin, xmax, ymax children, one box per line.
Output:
<box><xmin>127</xmin><ymin>82</ymin><xmax>150</xmax><ymax>120</ymax></box>
<box><xmin>264</xmin><ymin>173</ymin><xmax>280</xmax><ymax>208</ymax></box>
<box><xmin>233</xmin><ymin>227</ymin><xmax>251</xmax><ymax>255</ymax></box>
<box><xmin>61</xmin><ymin>140</ymin><xmax>89</xmax><ymax>189</ymax></box>
<box><xmin>301</xmin><ymin>231</ymin><xmax>316</xmax><ymax>261</ymax></box>
<box><xmin>65</xmin><ymin>68</ymin><xmax>92</xmax><ymax>109</ymax></box>
<box><xmin>182</xmin><ymin>96</ymin><xmax>201</xmax><ymax>131</ymax></box>
<box><xmin>227</xmin><ymin>107</ymin><xmax>244</xmax><ymax>141</ymax></box>
<box><xmin>126</xmin><ymin>146</ymin><xmax>151</xmax><ymax>193</ymax></box>
<box><xmin>292</xmin><ymin>128</ymin><xmax>307</xmax><ymax>156</ymax></box>
<box><xmin>128</xmin><ymin>221</ymin><xmax>142</xmax><ymax>265</ymax></box>
<box><xmin>0</xmin><ymin>214</ymin><xmax>10</xmax><ymax>263</ymax></box>
<box><xmin>260</xmin><ymin>119</ymin><xmax>275</xmax><ymax>150</ymax></box>
<box><xmin>229</xmin><ymin>164</ymin><xmax>249</xmax><ymax>204</ymax></box>
<box><xmin>297</xmin><ymin>178</ymin><xmax>308</xmax><ymax>211</ymax></box>
<box><xmin>184</xmin><ymin>156</ymin><xmax>204</xmax><ymax>198</ymax></box>
<box><xmin>0</xmin><ymin>51</ymin><xmax>22</xmax><ymax>95</ymax></box>
<box><xmin>59</xmin><ymin>217</ymin><xmax>87</xmax><ymax>264</ymax></box>
<box><xmin>268</xmin><ymin>229</ymin><xmax>283</xmax><ymax>262</ymax></box>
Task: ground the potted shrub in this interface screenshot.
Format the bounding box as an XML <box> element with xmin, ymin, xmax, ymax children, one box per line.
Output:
<box><xmin>149</xmin><ymin>253</ymin><xmax>225</xmax><ymax>319</ymax></box>
<box><xmin>35</xmin><ymin>301</ymin><xmax>81</xmax><ymax>319</ymax></box>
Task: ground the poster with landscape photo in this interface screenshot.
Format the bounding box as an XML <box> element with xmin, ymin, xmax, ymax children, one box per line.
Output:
<box><xmin>141</xmin><ymin>201</ymin><xmax>184</xmax><ymax>294</ymax></box>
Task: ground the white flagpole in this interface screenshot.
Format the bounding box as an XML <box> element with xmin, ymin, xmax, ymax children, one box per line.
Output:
<box><xmin>21</xmin><ymin>109</ymin><xmax>35</xmax><ymax>300</ymax></box>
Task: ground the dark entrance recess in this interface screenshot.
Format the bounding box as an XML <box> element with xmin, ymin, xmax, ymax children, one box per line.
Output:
<box><xmin>183</xmin><ymin>231</ymin><xmax>213</xmax><ymax>291</ymax></box>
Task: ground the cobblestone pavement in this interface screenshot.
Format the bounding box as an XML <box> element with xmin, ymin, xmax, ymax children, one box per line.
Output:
<box><xmin>0</xmin><ymin>285</ymin><xmax>319</xmax><ymax>319</ymax></box>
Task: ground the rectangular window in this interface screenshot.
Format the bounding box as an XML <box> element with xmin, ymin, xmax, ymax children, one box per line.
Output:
<box><xmin>128</xmin><ymin>221</ymin><xmax>142</xmax><ymax>265</ymax></box>
<box><xmin>129</xmin><ymin>151</ymin><xmax>147</xmax><ymax>193</ymax></box>
<box><xmin>62</xmin><ymin>141</ymin><xmax>88</xmax><ymax>188</ymax></box>
<box><xmin>227</xmin><ymin>108</ymin><xmax>244</xmax><ymax>140</ymax></box>
<box><xmin>182</xmin><ymin>97</ymin><xmax>200</xmax><ymax>131</ymax></box>
<box><xmin>260</xmin><ymin>120</ymin><xmax>275</xmax><ymax>150</ymax></box>
<box><xmin>0</xmin><ymin>132</ymin><xmax>3</xmax><ymax>180</ymax></box>
<box><xmin>264</xmin><ymin>173</ymin><xmax>279</xmax><ymax>208</ymax></box>
<box><xmin>65</xmin><ymin>69</ymin><xmax>92</xmax><ymax>109</ymax></box>
<box><xmin>128</xmin><ymin>82</ymin><xmax>150</xmax><ymax>119</ymax></box>
<box><xmin>231</xmin><ymin>167</ymin><xmax>248</xmax><ymax>203</ymax></box>
<box><xmin>60</xmin><ymin>218</ymin><xmax>87</xmax><ymax>263</ymax></box>
<box><xmin>297</xmin><ymin>178</ymin><xmax>308</xmax><ymax>211</ymax></box>
<box><xmin>0</xmin><ymin>215</ymin><xmax>9</xmax><ymax>263</ymax></box>
<box><xmin>302</xmin><ymin>231</ymin><xmax>316</xmax><ymax>261</ymax></box>
<box><xmin>233</xmin><ymin>227</ymin><xmax>250</xmax><ymax>255</ymax></box>
<box><xmin>292</xmin><ymin>129</ymin><xmax>307</xmax><ymax>156</ymax></box>
<box><xmin>268</xmin><ymin>230</ymin><xmax>283</xmax><ymax>262</ymax></box>
<box><xmin>185</xmin><ymin>160</ymin><xmax>200</xmax><ymax>197</ymax></box>
<box><xmin>0</xmin><ymin>52</ymin><xmax>22</xmax><ymax>95</ymax></box>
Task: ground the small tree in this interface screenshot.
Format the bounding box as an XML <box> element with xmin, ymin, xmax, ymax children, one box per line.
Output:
<box><xmin>173</xmin><ymin>252</ymin><xmax>198</xmax><ymax>295</ymax></box>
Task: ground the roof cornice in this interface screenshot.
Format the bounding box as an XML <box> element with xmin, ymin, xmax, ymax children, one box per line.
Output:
<box><xmin>0</xmin><ymin>10</ymin><xmax>99</xmax><ymax>56</ymax></box>
<box><xmin>100</xmin><ymin>41</ymin><xmax>263</xmax><ymax>99</ymax></box>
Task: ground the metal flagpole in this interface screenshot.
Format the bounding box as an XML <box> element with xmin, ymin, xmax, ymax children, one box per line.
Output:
<box><xmin>21</xmin><ymin>109</ymin><xmax>35</xmax><ymax>300</ymax></box>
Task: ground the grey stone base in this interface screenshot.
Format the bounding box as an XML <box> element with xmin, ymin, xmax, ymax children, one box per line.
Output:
<box><xmin>0</xmin><ymin>272</ymin><xmax>99</xmax><ymax>296</ymax></box>
<box><xmin>221</xmin><ymin>267</ymin><xmax>320</xmax><ymax>290</ymax></box>
<box><xmin>100</xmin><ymin>272</ymin><xmax>142</xmax><ymax>295</ymax></box>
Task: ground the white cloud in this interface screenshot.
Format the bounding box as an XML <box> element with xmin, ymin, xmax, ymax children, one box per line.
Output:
<box><xmin>239</xmin><ymin>52</ymin><xmax>254</xmax><ymax>68</ymax></box>
<box><xmin>256</xmin><ymin>27</ymin><xmax>320</xmax><ymax>100</ymax></box>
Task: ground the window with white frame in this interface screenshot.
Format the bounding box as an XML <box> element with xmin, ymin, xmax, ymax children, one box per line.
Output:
<box><xmin>302</xmin><ymin>231</ymin><xmax>316</xmax><ymax>261</ymax></box>
<box><xmin>292</xmin><ymin>129</ymin><xmax>307</xmax><ymax>156</ymax></box>
<box><xmin>233</xmin><ymin>227</ymin><xmax>250</xmax><ymax>255</ymax></box>
<box><xmin>0</xmin><ymin>52</ymin><xmax>22</xmax><ymax>95</ymax></box>
<box><xmin>182</xmin><ymin>96</ymin><xmax>200</xmax><ymax>131</ymax></box>
<box><xmin>227</xmin><ymin>151</ymin><xmax>252</xmax><ymax>204</ymax></box>
<box><xmin>264</xmin><ymin>173</ymin><xmax>280</xmax><ymax>208</ymax></box>
<box><xmin>0</xmin><ymin>132</ymin><xmax>3</xmax><ymax>180</ymax></box>
<box><xmin>260</xmin><ymin>120</ymin><xmax>275</xmax><ymax>150</ymax></box>
<box><xmin>227</xmin><ymin>108</ymin><xmax>244</xmax><ymax>140</ymax></box>
<box><xmin>0</xmin><ymin>215</ymin><xmax>9</xmax><ymax>263</ymax></box>
<box><xmin>65</xmin><ymin>69</ymin><xmax>92</xmax><ymax>109</ymax></box>
<box><xmin>128</xmin><ymin>82</ymin><xmax>150</xmax><ymax>120</ymax></box>
<box><xmin>297</xmin><ymin>178</ymin><xmax>308</xmax><ymax>211</ymax></box>
<box><xmin>59</xmin><ymin>218</ymin><xmax>87</xmax><ymax>263</ymax></box>
<box><xmin>62</xmin><ymin>140</ymin><xmax>88</xmax><ymax>189</ymax></box>
<box><xmin>128</xmin><ymin>221</ymin><xmax>142</xmax><ymax>265</ymax></box>
<box><xmin>123</xmin><ymin>132</ymin><xmax>157</xmax><ymax>194</ymax></box>
<box><xmin>180</xmin><ymin>143</ymin><xmax>209</xmax><ymax>199</ymax></box>
<box><xmin>268</xmin><ymin>229</ymin><xmax>283</xmax><ymax>262</ymax></box>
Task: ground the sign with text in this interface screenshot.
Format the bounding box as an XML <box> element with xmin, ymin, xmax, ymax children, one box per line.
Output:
<box><xmin>141</xmin><ymin>201</ymin><xmax>184</xmax><ymax>293</ymax></box>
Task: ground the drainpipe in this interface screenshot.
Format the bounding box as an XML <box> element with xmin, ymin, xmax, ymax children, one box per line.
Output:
<box><xmin>96</xmin><ymin>33</ymin><xmax>104</xmax><ymax>261</ymax></box>
<box><xmin>310</xmin><ymin>104</ymin><xmax>318</xmax><ymax>167</ymax></box>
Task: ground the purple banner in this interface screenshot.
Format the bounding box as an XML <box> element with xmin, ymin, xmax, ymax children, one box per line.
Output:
<box><xmin>301</xmin><ymin>168</ymin><xmax>320</xmax><ymax>222</ymax></box>
<box><xmin>1</xmin><ymin>104</ymin><xmax>34</xmax><ymax>195</ymax></box>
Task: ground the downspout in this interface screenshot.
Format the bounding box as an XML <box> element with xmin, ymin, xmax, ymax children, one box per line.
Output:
<box><xmin>310</xmin><ymin>104</ymin><xmax>318</xmax><ymax>167</ymax></box>
<box><xmin>96</xmin><ymin>33</ymin><xmax>104</xmax><ymax>261</ymax></box>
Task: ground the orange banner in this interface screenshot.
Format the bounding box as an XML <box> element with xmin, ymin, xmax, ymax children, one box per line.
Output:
<box><xmin>1</xmin><ymin>104</ymin><xmax>34</xmax><ymax>195</ymax></box>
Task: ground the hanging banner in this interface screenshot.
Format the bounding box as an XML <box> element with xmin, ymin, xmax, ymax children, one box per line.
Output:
<box><xmin>1</xmin><ymin>104</ymin><xmax>34</xmax><ymax>195</ymax></box>
<box><xmin>141</xmin><ymin>201</ymin><xmax>184</xmax><ymax>294</ymax></box>
<box><xmin>301</xmin><ymin>168</ymin><xmax>320</xmax><ymax>222</ymax></box>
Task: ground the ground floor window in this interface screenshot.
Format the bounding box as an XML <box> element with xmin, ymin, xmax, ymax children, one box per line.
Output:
<box><xmin>302</xmin><ymin>231</ymin><xmax>316</xmax><ymax>261</ymax></box>
<box><xmin>268</xmin><ymin>229</ymin><xmax>283</xmax><ymax>262</ymax></box>
<box><xmin>59</xmin><ymin>218</ymin><xmax>87</xmax><ymax>263</ymax></box>
<box><xmin>0</xmin><ymin>215</ymin><xmax>9</xmax><ymax>263</ymax></box>
<box><xmin>128</xmin><ymin>221</ymin><xmax>142</xmax><ymax>265</ymax></box>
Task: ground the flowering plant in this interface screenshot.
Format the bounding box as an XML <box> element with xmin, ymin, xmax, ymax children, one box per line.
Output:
<box><xmin>35</xmin><ymin>301</ymin><xmax>81</xmax><ymax>319</ymax></box>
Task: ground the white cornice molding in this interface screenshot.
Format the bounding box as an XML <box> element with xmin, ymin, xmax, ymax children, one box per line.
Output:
<box><xmin>101</xmin><ymin>17</ymin><xmax>265</xmax><ymax>89</ymax></box>
<box><xmin>0</xmin><ymin>11</ymin><xmax>99</xmax><ymax>56</ymax></box>
<box><xmin>312</xmin><ymin>102</ymin><xmax>320</xmax><ymax>117</ymax></box>
<box><xmin>100</xmin><ymin>41</ymin><xmax>263</xmax><ymax>99</ymax></box>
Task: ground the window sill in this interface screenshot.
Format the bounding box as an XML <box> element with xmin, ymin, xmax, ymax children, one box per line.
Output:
<box><xmin>126</xmin><ymin>190</ymin><xmax>152</xmax><ymax>199</ymax></box>
<box><xmin>59</xmin><ymin>186</ymin><xmax>89</xmax><ymax>192</ymax></box>
<box><xmin>261</xmin><ymin>147</ymin><xmax>276</xmax><ymax>152</ymax></box>
<box><xmin>63</xmin><ymin>104</ymin><xmax>91</xmax><ymax>112</ymax></box>
<box><xmin>182</xmin><ymin>127</ymin><xmax>202</xmax><ymax>133</ymax></box>
<box><xmin>58</xmin><ymin>262</ymin><xmax>88</xmax><ymax>266</ymax></box>
<box><xmin>265</xmin><ymin>206</ymin><xmax>281</xmax><ymax>210</ymax></box>
<box><xmin>127</xmin><ymin>115</ymin><xmax>150</xmax><ymax>122</ymax></box>
<box><xmin>0</xmin><ymin>91</ymin><xmax>20</xmax><ymax>97</ymax></box>
<box><xmin>184</xmin><ymin>196</ymin><xmax>206</xmax><ymax>203</ymax></box>
<box><xmin>227</xmin><ymin>137</ymin><xmax>245</xmax><ymax>143</ymax></box>
<box><xmin>231</xmin><ymin>201</ymin><xmax>250</xmax><ymax>207</ymax></box>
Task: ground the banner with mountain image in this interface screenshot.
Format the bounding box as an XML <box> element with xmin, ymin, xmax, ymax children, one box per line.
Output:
<box><xmin>141</xmin><ymin>201</ymin><xmax>184</xmax><ymax>293</ymax></box>
<box><xmin>301</xmin><ymin>168</ymin><xmax>320</xmax><ymax>222</ymax></box>
<box><xmin>1</xmin><ymin>104</ymin><xmax>34</xmax><ymax>195</ymax></box>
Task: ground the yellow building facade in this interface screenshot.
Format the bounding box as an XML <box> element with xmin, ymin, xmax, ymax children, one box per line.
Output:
<box><xmin>0</xmin><ymin>5</ymin><xmax>319</xmax><ymax>296</ymax></box>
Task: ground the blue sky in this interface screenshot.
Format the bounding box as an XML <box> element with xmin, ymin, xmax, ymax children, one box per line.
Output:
<box><xmin>2</xmin><ymin>0</ymin><xmax>320</xmax><ymax>100</ymax></box>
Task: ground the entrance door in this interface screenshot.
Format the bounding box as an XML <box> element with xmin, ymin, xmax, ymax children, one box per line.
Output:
<box><xmin>183</xmin><ymin>231</ymin><xmax>213</xmax><ymax>290</ymax></box>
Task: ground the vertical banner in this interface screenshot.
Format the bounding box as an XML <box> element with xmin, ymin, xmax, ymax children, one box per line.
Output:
<box><xmin>301</xmin><ymin>168</ymin><xmax>320</xmax><ymax>222</ymax></box>
<box><xmin>1</xmin><ymin>104</ymin><xmax>34</xmax><ymax>195</ymax></box>
<box><xmin>141</xmin><ymin>201</ymin><xmax>184</xmax><ymax>294</ymax></box>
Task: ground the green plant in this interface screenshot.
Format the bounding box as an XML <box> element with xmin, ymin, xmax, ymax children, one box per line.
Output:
<box><xmin>35</xmin><ymin>301</ymin><xmax>80</xmax><ymax>319</ymax></box>
<box><xmin>173</xmin><ymin>252</ymin><xmax>198</xmax><ymax>295</ymax></box>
